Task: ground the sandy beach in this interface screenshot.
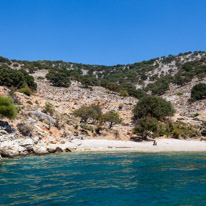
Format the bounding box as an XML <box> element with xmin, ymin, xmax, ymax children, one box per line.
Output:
<box><xmin>77</xmin><ymin>138</ymin><xmax>206</xmax><ymax>152</ymax></box>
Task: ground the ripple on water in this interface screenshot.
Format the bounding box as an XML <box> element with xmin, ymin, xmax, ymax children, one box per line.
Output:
<box><xmin>0</xmin><ymin>152</ymin><xmax>206</xmax><ymax>206</ymax></box>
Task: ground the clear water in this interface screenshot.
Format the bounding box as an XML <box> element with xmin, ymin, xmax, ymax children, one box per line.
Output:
<box><xmin>0</xmin><ymin>152</ymin><xmax>206</xmax><ymax>206</ymax></box>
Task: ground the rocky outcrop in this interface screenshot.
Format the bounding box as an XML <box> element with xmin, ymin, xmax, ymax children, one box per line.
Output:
<box><xmin>0</xmin><ymin>141</ymin><xmax>28</xmax><ymax>157</ymax></box>
<box><xmin>33</xmin><ymin>145</ymin><xmax>49</xmax><ymax>155</ymax></box>
<box><xmin>31</xmin><ymin>110</ymin><xmax>55</xmax><ymax>125</ymax></box>
<box><xmin>0</xmin><ymin>132</ymin><xmax>82</xmax><ymax>162</ymax></box>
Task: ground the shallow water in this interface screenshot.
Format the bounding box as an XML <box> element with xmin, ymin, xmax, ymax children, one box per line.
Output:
<box><xmin>0</xmin><ymin>152</ymin><xmax>206</xmax><ymax>206</ymax></box>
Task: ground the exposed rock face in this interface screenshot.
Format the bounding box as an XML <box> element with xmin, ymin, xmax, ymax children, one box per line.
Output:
<box><xmin>0</xmin><ymin>133</ymin><xmax>80</xmax><ymax>159</ymax></box>
<box><xmin>31</xmin><ymin>111</ymin><xmax>55</xmax><ymax>125</ymax></box>
<box><xmin>33</xmin><ymin>145</ymin><xmax>49</xmax><ymax>155</ymax></box>
<box><xmin>0</xmin><ymin>141</ymin><xmax>28</xmax><ymax>157</ymax></box>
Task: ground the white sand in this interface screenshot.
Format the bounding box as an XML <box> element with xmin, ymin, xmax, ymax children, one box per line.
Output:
<box><xmin>77</xmin><ymin>139</ymin><xmax>206</xmax><ymax>152</ymax></box>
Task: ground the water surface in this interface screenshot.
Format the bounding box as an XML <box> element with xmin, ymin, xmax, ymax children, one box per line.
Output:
<box><xmin>0</xmin><ymin>152</ymin><xmax>206</xmax><ymax>205</ymax></box>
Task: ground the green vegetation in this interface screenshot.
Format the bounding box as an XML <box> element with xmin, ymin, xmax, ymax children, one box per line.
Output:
<box><xmin>191</xmin><ymin>83</ymin><xmax>206</xmax><ymax>101</ymax></box>
<box><xmin>43</xmin><ymin>102</ymin><xmax>55</xmax><ymax>116</ymax></box>
<box><xmin>80</xmin><ymin>124</ymin><xmax>93</xmax><ymax>132</ymax></box>
<box><xmin>102</xmin><ymin>110</ymin><xmax>122</xmax><ymax>129</ymax></box>
<box><xmin>73</xmin><ymin>105</ymin><xmax>122</xmax><ymax>129</ymax></box>
<box><xmin>0</xmin><ymin>66</ymin><xmax>37</xmax><ymax>91</ymax></box>
<box><xmin>132</xmin><ymin>95</ymin><xmax>200</xmax><ymax>139</ymax></box>
<box><xmin>46</xmin><ymin>68</ymin><xmax>71</xmax><ymax>87</ymax></box>
<box><xmin>0</xmin><ymin>50</ymin><xmax>206</xmax><ymax>98</ymax></box>
<box><xmin>0</xmin><ymin>56</ymin><xmax>10</xmax><ymax>64</ymax></box>
<box><xmin>26</xmin><ymin>101</ymin><xmax>33</xmax><ymax>105</ymax></box>
<box><xmin>133</xmin><ymin>96</ymin><xmax>175</xmax><ymax>139</ymax></box>
<box><xmin>73</xmin><ymin>105</ymin><xmax>102</xmax><ymax>123</ymax></box>
<box><xmin>0</xmin><ymin>96</ymin><xmax>18</xmax><ymax>119</ymax></box>
<box><xmin>18</xmin><ymin>86</ymin><xmax>32</xmax><ymax>96</ymax></box>
<box><xmin>133</xmin><ymin>96</ymin><xmax>175</xmax><ymax>121</ymax></box>
<box><xmin>133</xmin><ymin>117</ymin><xmax>158</xmax><ymax>138</ymax></box>
<box><xmin>133</xmin><ymin>118</ymin><xmax>200</xmax><ymax>139</ymax></box>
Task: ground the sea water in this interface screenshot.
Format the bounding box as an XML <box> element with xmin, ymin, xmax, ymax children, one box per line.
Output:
<box><xmin>0</xmin><ymin>152</ymin><xmax>206</xmax><ymax>206</ymax></box>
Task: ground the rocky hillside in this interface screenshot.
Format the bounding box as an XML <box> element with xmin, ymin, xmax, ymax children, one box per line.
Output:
<box><xmin>0</xmin><ymin>51</ymin><xmax>206</xmax><ymax>160</ymax></box>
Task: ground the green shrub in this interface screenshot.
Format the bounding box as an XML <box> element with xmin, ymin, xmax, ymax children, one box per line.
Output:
<box><xmin>46</xmin><ymin>68</ymin><xmax>71</xmax><ymax>87</ymax></box>
<box><xmin>80</xmin><ymin>124</ymin><xmax>93</xmax><ymax>131</ymax></box>
<box><xmin>26</xmin><ymin>101</ymin><xmax>33</xmax><ymax>105</ymax></box>
<box><xmin>133</xmin><ymin>117</ymin><xmax>158</xmax><ymax>138</ymax></box>
<box><xmin>0</xmin><ymin>67</ymin><xmax>37</xmax><ymax>90</ymax></box>
<box><xmin>0</xmin><ymin>96</ymin><xmax>18</xmax><ymax>119</ymax></box>
<box><xmin>18</xmin><ymin>86</ymin><xmax>32</xmax><ymax>96</ymax></box>
<box><xmin>44</xmin><ymin>102</ymin><xmax>55</xmax><ymax>116</ymax></box>
<box><xmin>172</xmin><ymin>128</ymin><xmax>181</xmax><ymax>139</ymax></box>
<box><xmin>119</xmin><ymin>90</ymin><xmax>129</xmax><ymax>97</ymax></box>
<box><xmin>191</xmin><ymin>83</ymin><xmax>206</xmax><ymax>101</ymax></box>
<box><xmin>37</xmin><ymin>76</ymin><xmax>44</xmax><ymax>80</ymax></box>
<box><xmin>201</xmin><ymin>129</ymin><xmax>206</xmax><ymax>136</ymax></box>
<box><xmin>193</xmin><ymin>113</ymin><xmax>199</xmax><ymax>117</ymax></box>
<box><xmin>13</xmin><ymin>63</ymin><xmax>19</xmax><ymax>67</ymax></box>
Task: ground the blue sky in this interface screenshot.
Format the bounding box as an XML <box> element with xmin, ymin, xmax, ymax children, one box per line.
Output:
<box><xmin>0</xmin><ymin>0</ymin><xmax>206</xmax><ymax>65</ymax></box>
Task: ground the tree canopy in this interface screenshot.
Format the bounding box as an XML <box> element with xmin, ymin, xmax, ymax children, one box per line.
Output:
<box><xmin>73</xmin><ymin>105</ymin><xmax>102</xmax><ymax>122</ymax></box>
<box><xmin>133</xmin><ymin>95</ymin><xmax>175</xmax><ymax>120</ymax></box>
<box><xmin>0</xmin><ymin>67</ymin><xmax>37</xmax><ymax>90</ymax></box>
<box><xmin>102</xmin><ymin>110</ymin><xmax>122</xmax><ymax>128</ymax></box>
<box><xmin>133</xmin><ymin>117</ymin><xmax>158</xmax><ymax>138</ymax></box>
<box><xmin>46</xmin><ymin>68</ymin><xmax>71</xmax><ymax>87</ymax></box>
<box><xmin>191</xmin><ymin>83</ymin><xmax>206</xmax><ymax>101</ymax></box>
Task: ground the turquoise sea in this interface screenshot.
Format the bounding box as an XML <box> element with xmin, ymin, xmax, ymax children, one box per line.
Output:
<box><xmin>0</xmin><ymin>152</ymin><xmax>206</xmax><ymax>206</ymax></box>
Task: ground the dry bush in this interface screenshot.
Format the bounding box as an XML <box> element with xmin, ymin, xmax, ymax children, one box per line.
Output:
<box><xmin>17</xmin><ymin>122</ymin><xmax>33</xmax><ymax>137</ymax></box>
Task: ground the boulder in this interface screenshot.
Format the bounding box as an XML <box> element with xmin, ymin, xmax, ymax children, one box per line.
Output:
<box><xmin>46</xmin><ymin>144</ymin><xmax>57</xmax><ymax>153</ymax></box>
<box><xmin>0</xmin><ymin>133</ymin><xmax>17</xmax><ymax>142</ymax></box>
<box><xmin>0</xmin><ymin>121</ymin><xmax>15</xmax><ymax>133</ymax></box>
<box><xmin>59</xmin><ymin>142</ymin><xmax>76</xmax><ymax>151</ymax></box>
<box><xmin>32</xmin><ymin>136</ymin><xmax>39</xmax><ymax>144</ymax></box>
<box><xmin>32</xmin><ymin>110</ymin><xmax>55</xmax><ymax>125</ymax></box>
<box><xmin>0</xmin><ymin>141</ymin><xmax>28</xmax><ymax>157</ymax></box>
<box><xmin>0</xmin><ymin>130</ymin><xmax>7</xmax><ymax>136</ymax></box>
<box><xmin>0</xmin><ymin>135</ymin><xmax>10</xmax><ymax>142</ymax></box>
<box><xmin>15</xmin><ymin>139</ymin><xmax>34</xmax><ymax>152</ymax></box>
<box><xmin>33</xmin><ymin>145</ymin><xmax>49</xmax><ymax>155</ymax></box>
<box><xmin>71</xmin><ymin>139</ymin><xmax>82</xmax><ymax>146</ymax></box>
<box><xmin>0</xmin><ymin>154</ymin><xmax>2</xmax><ymax>164</ymax></box>
<box><xmin>47</xmin><ymin>144</ymin><xmax>64</xmax><ymax>153</ymax></box>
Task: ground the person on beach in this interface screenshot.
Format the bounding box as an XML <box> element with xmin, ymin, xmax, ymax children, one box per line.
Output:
<box><xmin>153</xmin><ymin>140</ymin><xmax>157</xmax><ymax>146</ymax></box>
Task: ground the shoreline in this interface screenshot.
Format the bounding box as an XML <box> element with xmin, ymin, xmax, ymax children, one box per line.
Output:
<box><xmin>1</xmin><ymin>138</ymin><xmax>206</xmax><ymax>164</ymax></box>
<box><xmin>76</xmin><ymin>138</ymin><xmax>206</xmax><ymax>152</ymax></box>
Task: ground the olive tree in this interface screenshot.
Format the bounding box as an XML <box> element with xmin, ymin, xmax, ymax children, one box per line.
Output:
<box><xmin>102</xmin><ymin>110</ymin><xmax>122</xmax><ymax>129</ymax></box>
<box><xmin>133</xmin><ymin>95</ymin><xmax>175</xmax><ymax>121</ymax></box>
